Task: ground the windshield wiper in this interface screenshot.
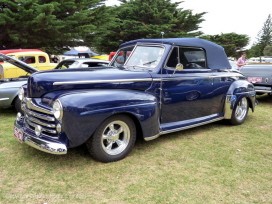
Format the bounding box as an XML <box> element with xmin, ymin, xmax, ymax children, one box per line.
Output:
<box><xmin>143</xmin><ymin>60</ymin><xmax>156</xmax><ymax>65</ymax></box>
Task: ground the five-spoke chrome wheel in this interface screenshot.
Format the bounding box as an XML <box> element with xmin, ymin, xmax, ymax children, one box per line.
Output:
<box><xmin>230</xmin><ymin>97</ymin><xmax>249</xmax><ymax>125</ymax></box>
<box><xmin>101</xmin><ymin>120</ymin><xmax>130</xmax><ymax>155</ymax></box>
<box><xmin>86</xmin><ymin>115</ymin><xmax>136</xmax><ymax>163</ymax></box>
<box><xmin>235</xmin><ymin>97</ymin><xmax>248</xmax><ymax>121</ymax></box>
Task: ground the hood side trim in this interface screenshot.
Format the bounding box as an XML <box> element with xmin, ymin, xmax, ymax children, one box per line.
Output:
<box><xmin>53</xmin><ymin>78</ymin><xmax>153</xmax><ymax>85</ymax></box>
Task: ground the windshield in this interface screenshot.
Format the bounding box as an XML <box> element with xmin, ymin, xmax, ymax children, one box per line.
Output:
<box><xmin>126</xmin><ymin>46</ymin><xmax>164</xmax><ymax>68</ymax></box>
<box><xmin>110</xmin><ymin>45</ymin><xmax>164</xmax><ymax>69</ymax></box>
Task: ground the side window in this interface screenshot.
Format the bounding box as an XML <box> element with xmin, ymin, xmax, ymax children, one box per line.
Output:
<box><xmin>38</xmin><ymin>56</ymin><xmax>46</xmax><ymax>63</ymax></box>
<box><xmin>18</xmin><ymin>56</ymin><xmax>36</xmax><ymax>64</ymax></box>
<box><xmin>179</xmin><ymin>47</ymin><xmax>207</xmax><ymax>69</ymax></box>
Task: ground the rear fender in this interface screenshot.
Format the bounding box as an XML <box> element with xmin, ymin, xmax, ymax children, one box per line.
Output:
<box><xmin>57</xmin><ymin>89</ymin><xmax>160</xmax><ymax>147</ymax></box>
<box><xmin>224</xmin><ymin>80</ymin><xmax>256</xmax><ymax>119</ymax></box>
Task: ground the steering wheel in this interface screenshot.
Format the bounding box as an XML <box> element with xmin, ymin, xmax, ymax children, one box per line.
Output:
<box><xmin>186</xmin><ymin>63</ymin><xmax>202</xmax><ymax>69</ymax></box>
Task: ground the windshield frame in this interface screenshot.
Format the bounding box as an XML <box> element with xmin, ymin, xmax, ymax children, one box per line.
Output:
<box><xmin>110</xmin><ymin>44</ymin><xmax>165</xmax><ymax>71</ymax></box>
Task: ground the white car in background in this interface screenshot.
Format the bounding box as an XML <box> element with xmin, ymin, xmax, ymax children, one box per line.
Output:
<box><xmin>55</xmin><ymin>58</ymin><xmax>109</xmax><ymax>69</ymax></box>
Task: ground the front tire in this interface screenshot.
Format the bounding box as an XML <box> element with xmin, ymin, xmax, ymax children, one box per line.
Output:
<box><xmin>86</xmin><ymin>114</ymin><xmax>136</xmax><ymax>163</ymax></box>
<box><xmin>230</xmin><ymin>97</ymin><xmax>249</xmax><ymax>125</ymax></box>
<box><xmin>14</xmin><ymin>97</ymin><xmax>22</xmax><ymax>113</ymax></box>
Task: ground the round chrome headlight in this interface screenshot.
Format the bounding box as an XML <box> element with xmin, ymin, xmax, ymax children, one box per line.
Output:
<box><xmin>52</xmin><ymin>100</ymin><xmax>63</xmax><ymax>120</ymax></box>
<box><xmin>18</xmin><ymin>87</ymin><xmax>24</xmax><ymax>100</ymax></box>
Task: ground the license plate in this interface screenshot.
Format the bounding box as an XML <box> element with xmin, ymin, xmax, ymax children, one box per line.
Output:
<box><xmin>247</xmin><ymin>77</ymin><xmax>262</xmax><ymax>83</ymax></box>
<box><xmin>14</xmin><ymin>125</ymin><xmax>24</xmax><ymax>143</ymax></box>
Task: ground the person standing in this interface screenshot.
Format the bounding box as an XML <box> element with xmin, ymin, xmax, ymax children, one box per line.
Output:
<box><xmin>237</xmin><ymin>52</ymin><xmax>246</xmax><ymax>70</ymax></box>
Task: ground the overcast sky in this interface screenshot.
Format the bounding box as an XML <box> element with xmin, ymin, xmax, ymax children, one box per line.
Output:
<box><xmin>105</xmin><ymin>0</ymin><xmax>272</xmax><ymax>47</ymax></box>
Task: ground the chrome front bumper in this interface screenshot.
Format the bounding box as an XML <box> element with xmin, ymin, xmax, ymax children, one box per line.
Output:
<box><xmin>254</xmin><ymin>86</ymin><xmax>272</xmax><ymax>94</ymax></box>
<box><xmin>14</xmin><ymin>114</ymin><xmax>67</xmax><ymax>155</ymax></box>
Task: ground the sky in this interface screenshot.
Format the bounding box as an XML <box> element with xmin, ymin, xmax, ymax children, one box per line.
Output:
<box><xmin>105</xmin><ymin>0</ymin><xmax>272</xmax><ymax>48</ymax></box>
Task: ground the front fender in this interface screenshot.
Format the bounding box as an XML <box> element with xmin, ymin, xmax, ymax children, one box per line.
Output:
<box><xmin>0</xmin><ymin>80</ymin><xmax>26</xmax><ymax>108</ymax></box>
<box><xmin>224</xmin><ymin>80</ymin><xmax>256</xmax><ymax>119</ymax></box>
<box><xmin>57</xmin><ymin>89</ymin><xmax>159</xmax><ymax>147</ymax></box>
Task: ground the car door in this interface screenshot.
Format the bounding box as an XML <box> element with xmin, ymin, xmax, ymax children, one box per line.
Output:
<box><xmin>160</xmin><ymin>46</ymin><xmax>218</xmax><ymax>131</ymax></box>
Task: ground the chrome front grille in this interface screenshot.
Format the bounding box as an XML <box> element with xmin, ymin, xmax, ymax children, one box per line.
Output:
<box><xmin>22</xmin><ymin>98</ymin><xmax>58</xmax><ymax>137</ymax></box>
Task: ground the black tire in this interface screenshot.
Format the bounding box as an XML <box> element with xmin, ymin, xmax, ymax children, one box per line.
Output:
<box><xmin>86</xmin><ymin>114</ymin><xmax>136</xmax><ymax>163</ymax></box>
<box><xmin>230</xmin><ymin>97</ymin><xmax>249</xmax><ymax>125</ymax></box>
<box><xmin>14</xmin><ymin>97</ymin><xmax>22</xmax><ymax>113</ymax></box>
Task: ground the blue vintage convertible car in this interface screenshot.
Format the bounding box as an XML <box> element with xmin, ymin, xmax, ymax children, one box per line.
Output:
<box><xmin>11</xmin><ymin>38</ymin><xmax>257</xmax><ymax>163</ymax></box>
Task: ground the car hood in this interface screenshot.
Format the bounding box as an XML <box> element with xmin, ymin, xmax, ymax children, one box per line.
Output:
<box><xmin>0</xmin><ymin>53</ymin><xmax>39</xmax><ymax>74</ymax></box>
<box><xmin>27</xmin><ymin>67</ymin><xmax>153</xmax><ymax>98</ymax></box>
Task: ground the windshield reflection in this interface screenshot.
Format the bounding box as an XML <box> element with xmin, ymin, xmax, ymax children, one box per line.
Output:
<box><xmin>110</xmin><ymin>45</ymin><xmax>164</xmax><ymax>70</ymax></box>
<box><xmin>126</xmin><ymin>46</ymin><xmax>164</xmax><ymax>68</ymax></box>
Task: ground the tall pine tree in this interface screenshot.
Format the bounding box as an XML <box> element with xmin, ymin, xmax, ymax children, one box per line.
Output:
<box><xmin>0</xmin><ymin>0</ymin><xmax>113</xmax><ymax>54</ymax></box>
<box><xmin>251</xmin><ymin>14</ymin><xmax>272</xmax><ymax>57</ymax></box>
<box><xmin>90</xmin><ymin>0</ymin><xmax>206</xmax><ymax>53</ymax></box>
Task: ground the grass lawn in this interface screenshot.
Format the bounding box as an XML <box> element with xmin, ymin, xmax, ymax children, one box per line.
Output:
<box><xmin>0</xmin><ymin>95</ymin><xmax>271</xmax><ymax>204</ymax></box>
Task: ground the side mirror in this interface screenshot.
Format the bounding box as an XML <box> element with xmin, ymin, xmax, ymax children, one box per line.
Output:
<box><xmin>176</xmin><ymin>63</ymin><xmax>184</xmax><ymax>71</ymax></box>
<box><xmin>171</xmin><ymin>63</ymin><xmax>183</xmax><ymax>77</ymax></box>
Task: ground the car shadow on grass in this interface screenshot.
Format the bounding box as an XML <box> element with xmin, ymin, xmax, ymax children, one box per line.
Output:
<box><xmin>16</xmin><ymin>112</ymin><xmax>256</xmax><ymax>166</ymax></box>
<box><xmin>256</xmin><ymin>94</ymin><xmax>272</xmax><ymax>104</ymax></box>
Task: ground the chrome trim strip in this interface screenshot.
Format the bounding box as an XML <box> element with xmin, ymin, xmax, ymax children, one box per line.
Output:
<box><xmin>22</xmin><ymin>104</ymin><xmax>55</xmax><ymax>122</ymax></box>
<box><xmin>224</xmin><ymin>95</ymin><xmax>235</xmax><ymax>119</ymax></box>
<box><xmin>144</xmin><ymin>133</ymin><xmax>160</xmax><ymax>141</ymax></box>
<box><xmin>26</xmin><ymin>118</ymin><xmax>57</xmax><ymax>134</ymax></box>
<box><xmin>144</xmin><ymin>117</ymin><xmax>224</xmax><ymax>141</ymax></box>
<box><xmin>152</xmin><ymin>74</ymin><xmax>242</xmax><ymax>82</ymax></box>
<box><xmin>0</xmin><ymin>97</ymin><xmax>9</xmax><ymax>101</ymax></box>
<box><xmin>53</xmin><ymin>78</ymin><xmax>153</xmax><ymax>85</ymax></box>
<box><xmin>160</xmin><ymin>117</ymin><xmax>224</xmax><ymax>135</ymax></box>
<box><xmin>24</xmin><ymin>133</ymin><xmax>67</xmax><ymax>155</ymax></box>
<box><xmin>25</xmin><ymin>114</ymin><xmax>56</xmax><ymax>128</ymax></box>
<box><xmin>53</xmin><ymin>74</ymin><xmax>242</xmax><ymax>85</ymax></box>
<box><xmin>25</xmin><ymin>98</ymin><xmax>53</xmax><ymax>115</ymax></box>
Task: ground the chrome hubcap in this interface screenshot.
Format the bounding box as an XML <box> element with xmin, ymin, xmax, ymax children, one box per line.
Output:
<box><xmin>235</xmin><ymin>97</ymin><xmax>248</xmax><ymax>121</ymax></box>
<box><xmin>101</xmin><ymin>120</ymin><xmax>130</xmax><ymax>155</ymax></box>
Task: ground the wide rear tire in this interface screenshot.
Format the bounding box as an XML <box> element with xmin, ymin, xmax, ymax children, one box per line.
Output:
<box><xmin>86</xmin><ymin>114</ymin><xmax>136</xmax><ymax>163</ymax></box>
<box><xmin>230</xmin><ymin>97</ymin><xmax>249</xmax><ymax>125</ymax></box>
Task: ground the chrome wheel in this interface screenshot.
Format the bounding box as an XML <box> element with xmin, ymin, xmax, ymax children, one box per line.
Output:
<box><xmin>230</xmin><ymin>97</ymin><xmax>249</xmax><ymax>125</ymax></box>
<box><xmin>101</xmin><ymin>120</ymin><xmax>130</xmax><ymax>155</ymax></box>
<box><xmin>86</xmin><ymin>115</ymin><xmax>136</xmax><ymax>163</ymax></box>
<box><xmin>235</xmin><ymin>97</ymin><xmax>248</xmax><ymax>121</ymax></box>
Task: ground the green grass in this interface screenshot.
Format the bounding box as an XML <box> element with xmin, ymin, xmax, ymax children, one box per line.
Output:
<box><xmin>0</xmin><ymin>95</ymin><xmax>271</xmax><ymax>204</ymax></box>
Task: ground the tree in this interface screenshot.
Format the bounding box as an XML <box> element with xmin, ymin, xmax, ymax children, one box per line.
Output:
<box><xmin>263</xmin><ymin>45</ymin><xmax>272</xmax><ymax>56</ymax></box>
<box><xmin>0</xmin><ymin>0</ymin><xmax>113</xmax><ymax>54</ymax></box>
<box><xmin>251</xmin><ymin>14</ymin><xmax>272</xmax><ymax>57</ymax></box>
<box><xmin>200</xmin><ymin>33</ymin><xmax>249</xmax><ymax>57</ymax></box>
<box><xmin>90</xmin><ymin>0</ymin><xmax>206</xmax><ymax>53</ymax></box>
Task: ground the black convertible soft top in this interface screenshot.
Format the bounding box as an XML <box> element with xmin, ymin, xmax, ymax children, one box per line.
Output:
<box><xmin>120</xmin><ymin>38</ymin><xmax>231</xmax><ymax>70</ymax></box>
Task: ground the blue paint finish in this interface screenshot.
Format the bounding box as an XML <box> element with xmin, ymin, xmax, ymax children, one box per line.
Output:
<box><xmin>55</xmin><ymin>89</ymin><xmax>160</xmax><ymax>147</ymax></box>
<box><xmin>14</xmin><ymin>37</ymin><xmax>257</xmax><ymax>156</ymax></box>
<box><xmin>226</xmin><ymin>79</ymin><xmax>256</xmax><ymax>111</ymax></box>
<box><xmin>27</xmin><ymin>68</ymin><xmax>152</xmax><ymax>98</ymax></box>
